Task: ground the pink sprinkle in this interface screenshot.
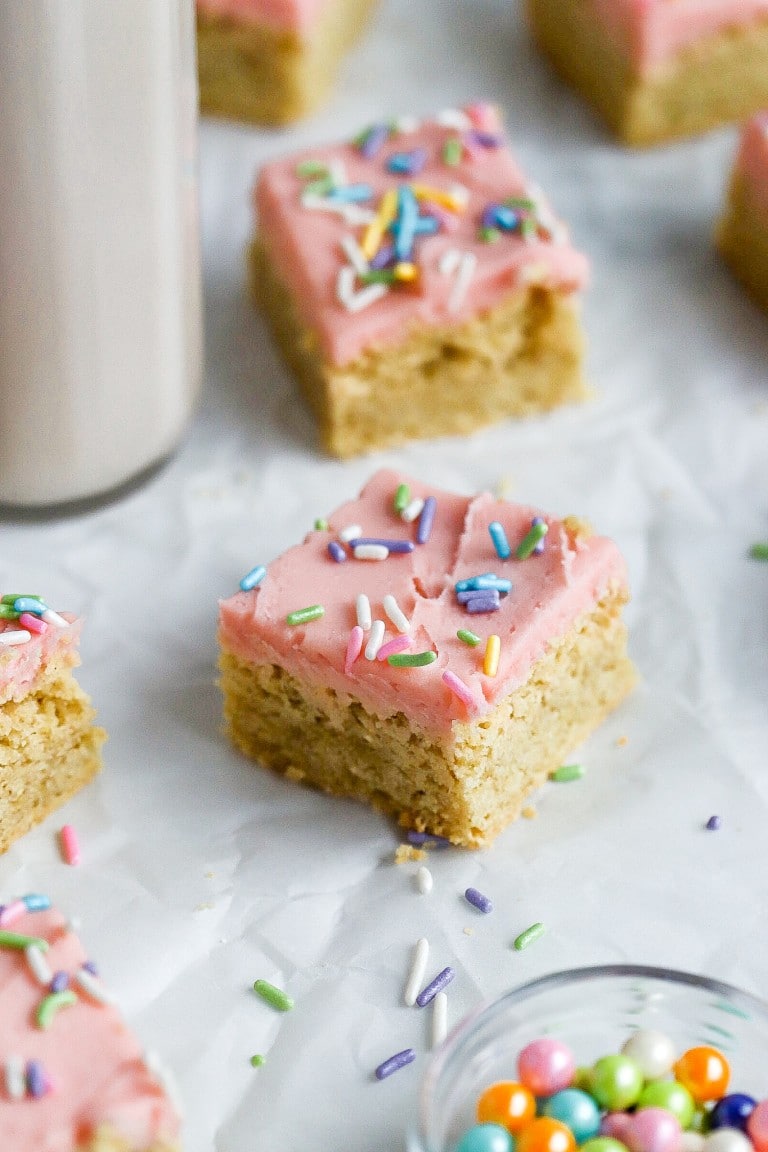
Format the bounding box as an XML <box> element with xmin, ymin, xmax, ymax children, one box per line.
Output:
<box><xmin>465</xmin><ymin>102</ymin><xmax>502</xmax><ymax>133</ymax></box>
<box><xmin>442</xmin><ymin>669</ymin><xmax>478</xmax><ymax>713</ymax></box>
<box><xmin>344</xmin><ymin>626</ymin><xmax>364</xmax><ymax>675</ymax></box>
<box><xmin>376</xmin><ymin>635</ymin><xmax>411</xmax><ymax>662</ymax></box>
<box><xmin>19</xmin><ymin>612</ymin><xmax>48</xmax><ymax>635</ymax></box>
<box><xmin>421</xmin><ymin>200</ymin><xmax>460</xmax><ymax>232</ymax></box>
<box><xmin>59</xmin><ymin>825</ymin><xmax>81</xmax><ymax>867</ymax></box>
<box><xmin>0</xmin><ymin>899</ymin><xmax>27</xmax><ymax>927</ymax></box>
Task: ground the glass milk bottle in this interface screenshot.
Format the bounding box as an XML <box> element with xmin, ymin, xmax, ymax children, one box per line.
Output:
<box><xmin>0</xmin><ymin>0</ymin><xmax>202</xmax><ymax>508</ymax></box>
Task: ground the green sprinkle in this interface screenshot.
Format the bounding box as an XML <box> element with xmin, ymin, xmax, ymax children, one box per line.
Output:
<box><xmin>457</xmin><ymin>629</ymin><xmax>481</xmax><ymax>647</ymax></box>
<box><xmin>479</xmin><ymin>226</ymin><xmax>501</xmax><ymax>244</ymax></box>
<box><xmin>514</xmin><ymin>922</ymin><xmax>545</xmax><ymax>951</ymax></box>
<box><xmin>550</xmin><ymin>763</ymin><xmax>585</xmax><ymax>783</ymax></box>
<box><xmin>0</xmin><ymin>605</ymin><xmax>21</xmax><ymax>619</ymax></box>
<box><xmin>36</xmin><ymin>990</ymin><xmax>77</xmax><ymax>1029</ymax></box>
<box><xmin>516</xmin><ymin>521</ymin><xmax>548</xmax><ymax>560</ymax></box>
<box><xmin>250</xmin><ymin>1054</ymin><xmax>266</xmax><ymax>1067</ymax></box>
<box><xmin>504</xmin><ymin>197</ymin><xmax>536</xmax><ymax>211</ymax></box>
<box><xmin>253</xmin><ymin>979</ymin><xmax>294</xmax><ymax>1012</ymax></box>
<box><xmin>296</xmin><ymin>160</ymin><xmax>328</xmax><ymax>178</ymax></box>
<box><xmin>520</xmin><ymin>217</ymin><xmax>536</xmax><ymax>239</ymax></box>
<box><xmin>442</xmin><ymin>137</ymin><xmax>462</xmax><ymax>166</ymax></box>
<box><xmin>394</xmin><ymin>483</ymin><xmax>410</xmax><ymax>513</ymax></box>
<box><xmin>360</xmin><ymin>270</ymin><xmax>398</xmax><ymax>284</ymax></box>
<box><xmin>286</xmin><ymin>605</ymin><xmax>325</xmax><ymax>626</ymax></box>
<box><xmin>750</xmin><ymin>543</ymin><xmax>768</xmax><ymax>560</ymax></box>
<box><xmin>0</xmin><ymin>931</ymin><xmax>49</xmax><ymax>952</ymax></box>
<box><xmin>314</xmin><ymin>518</ymin><xmax>329</xmax><ymax>531</ymax></box>
<box><xmin>303</xmin><ymin>174</ymin><xmax>334</xmax><ymax>197</ymax></box>
<box><xmin>387</xmin><ymin>651</ymin><xmax>437</xmax><ymax>668</ymax></box>
<box><xmin>1</xmin><ymin>594</ymin><xmax>41</xmax><ymax>605</ymax></box>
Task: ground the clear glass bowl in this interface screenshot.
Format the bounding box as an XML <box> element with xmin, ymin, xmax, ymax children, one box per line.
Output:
<box><xmin>409</xmin><ymin>965</ymin><xmax>768</xmax><ymax>1152</ymax></box>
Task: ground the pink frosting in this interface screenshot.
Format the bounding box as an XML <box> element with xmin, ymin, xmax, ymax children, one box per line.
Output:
<box><xmin>0</xmin><ymin>615</ymin><xmax>81</xmax><ymax>706</ymax></box>
<box><xmin>589</xmin><ymin>0</ymin><xmax>768</xmax><ymax>72</ymax></box>
<box><xmin>196</xmin><ymin>0</ymin><xmax>328</xmax><ymax>35</ymax></box>
<box><xmin>0</xmin><ymin>908</ymin><xmax>180</xmax><ymax>1151</ymax></box>
<box><xmin>219</xmin><ymin>470</ymin><xmax>628</xmax><ymax>734</ymax></box>
<box><xmin>735</xmin><ymin>111</ymin><xmax>768</xmax><ymax>215</ymax></box>
<box><xmin>256</xmin><ymin>110</ymin><xmax>589</xmax><ymax>366</ymax></box>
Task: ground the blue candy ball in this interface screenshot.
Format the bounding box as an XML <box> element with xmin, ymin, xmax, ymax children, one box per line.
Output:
<box><xmin>710</xmin><ymin>1094</ymin><xmax>757</xmax><ymax>1132</ymax></box>
<box><xmin>542</xmin><ymin>1088</ymin><xmax>601</xmax><ymax>1143</ymax></box>
<box><xmin>456</xmin><ymin>1122</ymin><xmax>516</xmax><ymax>1152</ymax></box>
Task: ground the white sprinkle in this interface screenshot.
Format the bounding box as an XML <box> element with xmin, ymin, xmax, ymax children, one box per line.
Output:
<box><xmin>435</xmin><ymin>108</ymin><xmax>471</xmax><ymax>131</ymax></box>
<box><xmin>339</xmin><ymin>523</ymin><xmax>363</xmax><ymax>543</ymax></box>
<box><xmin>25</xmin><ymin>944</ymin><xmax>52</xmax><ymax>987</ymax></box>
<box><xmin>431</xmin><ymin>991</ymin><xmax>448</xmax><ymax>1048</ymax></box>
<box><xmin>448</xmin><ymin>183</ymin><xmax>471</xmax><ymax>211</ymax></box>
<box><xmin>340</xmin><ymin>235</ymin><xmax>369</xmax><ymax>277</ymax></box>
<box><xmin>41</xmin><ymin>609</ymin><xmax>68</xmax><ymax>628</ymax></box>
<box><xmin>394</xmin><ymin>115</ymin><xmax>420</xmax><ymax>134</ymax></box>
<box><xmin>356</xmin><ymin>593</ymin><xmax>372</xmax><ymax>631</ymax></box>
<box><xmin>438</xmin><ymin>248</ymin><xmax>461</xmax><ymax>277</ymax></box>
<box><xmin>354</xmin><ymin>544</ymin><xmax>389</xmax><ymax>561</ymax></box>
<box><xmin>383</xmin><ymin>594</ymin><xmax>410</xmax><ymax>634</ymax></box>
<box><xmin>404</xmin><ymin>937</ymin><xmax>430</xmax><ymax>1007</ymax></box>
<box><xmin>66</xmin><ymin>917</ymin><xmax>82</xmax><ymax>933</ymax></box>
<box><xmin>448</xmin><ymin>252</ymin><xmax>477</xmax><ymax>314</ymax></box>
<box><xmin>344</xmin><ymin>282</ymin><xmax>388</xmax><ymax>314</ymax></box>
<box><xmin>415</xmin><ymin>865</ymin><xmax>433</xmax><ymax>895</ymax></box>
<box><xmin>0</xmin><ymin>630</ymin><xmax>31</xmax><ymax>646</ymax></box>
<box><xmin>75</xmin><ymin>968</ymin><xmax>116</xmax><ymax>1006</ymax></box>
<box><xmin>4</xmin><ymin>1057</ymin><xmax>25</xmax><ymax>1100</ymax></box>
<box><xmin>336</xmin><ymin>265</ymin><xmax>356</xmax><ymax>306</ymax></box>
<box><xmin>364</xmin><ymin>620</ymin><xmax>385</xmax><ymax>661</ymax></box>
<box><xmin>401</xmin><ymin>497</ymin><xmax>425</xmax><ymax>523</ymax></box>
<box><xmin>327</xmin><ymin>160</ymin><xmax>347</xmax><ymax>187</ymax></box>
<box><xmin>300</xmin><ymin>195</ymin><xmax>375</xmax><ymax>226</ymax></box>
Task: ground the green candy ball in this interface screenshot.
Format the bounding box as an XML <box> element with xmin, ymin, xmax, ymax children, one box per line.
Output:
<box><xmin>580</xmin><ymin>1140</ymin><xmax>630</xmax><ymax>1152</ymax></box>
<box><xmin>590</xmin><ymin>1055</ymin><xmax>644</xmax><ymax>1110</ymax></box>
<box><xmin>637</xmin><ymin>1079</ymin><xmax>695</xmax><ymax>1128</ymax></box>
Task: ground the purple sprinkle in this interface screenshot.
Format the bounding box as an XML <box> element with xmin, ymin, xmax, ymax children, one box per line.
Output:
<box><xmin>457</xmin><ymin>588</ymin><xmax>501</xmax><ymax>605</ymax></box>
<box><xmin>82</xmin><ymin>960</ymin><xmax>98</xmax><ymax>976</ymax></box>
<box><xmin>706</xmin><ymin>815</ymin><xmax>722</xmax><ymax>831</ymax></box>
<box><xmin>416</xmin><ymin>966</ymin><xmax>455</xmax><ymax>1008</ymax></box>
<box><xmin>360</xmin><ymin>123</ymin><xmax>388</xmax><ymax>159</ymax></box>
<box><xmin>349</xmin><ymin>537</ymin><xmax>414</xmax><ymax>553</ymax></box>
<box><xmin>469</xmin><ymin>130</ymin><xmax>502</xmax><ymax>148</ymax></box>
<box><xmin>26</xmin><ymin>1060</ymin><xmax>47</xmax><ymax>1098</ymax></box>
<box><xmin>50</xmin><ymin>971</ymin><xmax>69</xmax><ymax>993</ymax></box>
<box><xmin>416</xmin><ymin>497</ymin><xmax>437</xmax><ymax>545</ymax></box>
<box><xmin>407</xmin><ymin>830</ymin><xmax>451</xmax><ymax>848</ymax></box>
<box><xmin>482</xmin><ymin>204</ymin><xmax>500</xmax><ymax>229</ymax></box>
<box><xmin>369</xmin><ymin>243</ymin><xmax>396</xmax><ymax>270</ymax></box>
<box><xmin>375</xmin><ymin>1047</ymin><xmax>416</xmax><ymax>1080</ymax></box>
<box><xmin>327</xmin><ymin>541</ymin><xmax>346</xmax><ymax>563</ymax></box>
<box><xmin>532</xmin><ymin>516</ymin><xmax>546</xmax><ymax>554</ymax></box>
<box><xmin>465</xmin><ymin>594</ymin><xmax>501</xmax><ymax>614</ymax></box>
<box><xmin>465</xmin><ymin>887</ymin><xmax>493</xmax><ymax>914</ymax></box>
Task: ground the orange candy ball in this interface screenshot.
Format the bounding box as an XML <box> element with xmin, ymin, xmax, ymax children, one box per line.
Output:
<box><xmin>674</xmin><ymin>1045</ymin><xmax>731</xmax><ymax>1103</ymax></box>
<box><xmin>517</xmin><ymin>1117</ymin><xmax>577</xmax><ymax>1152</ymax></box>
<box><xmin>477</xmin><ymin>1081</ymin><xmax>537</xmax><ymax>1133</ymax></box>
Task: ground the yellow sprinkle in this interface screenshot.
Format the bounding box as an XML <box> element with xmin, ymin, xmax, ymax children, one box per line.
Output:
<box><xmin>463</xmin><ymin>927</ymin><xmax>474</xmax><ymax>936</ymax></box>
<box><xmin>616</xmin><ymin>735</ymin><xmax>629</xmax><ymax>747</ymax></box>
<box><xmin>522</xmin><ymin>805</ymin><xmax>537</xmax><ymax>819</ymax></box>
<box><xmin>412</xmin><ymin>184</ymin><xmax>467</xmax><ymax>212</ymax></box>
<box><xmin>361</xmin><ymin>189</ymin><xmax>398</xmax><ymax>259</ymax></box>
<box><xmin>394</xmin><ymin>262</ymin><xmax>418</xmax><ymax>281</ymax></box>
<box><xmin>483</xmin><ymin>634</ymin><xmax>500</xmax><ymax>677</ymax></box>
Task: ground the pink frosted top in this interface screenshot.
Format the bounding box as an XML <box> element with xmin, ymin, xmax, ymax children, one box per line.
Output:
<box><xmin>255</xmin><ymin>106</ymin><xmax>589</xmax><ymax>366</ymax></box>
<box><xmin>734</xmin><ymin>111</ymin><xmax>768</xmax><ymax>214</ymax></box>
<box><xmin>0</xmin><ymin>906</ymin><xmax>180</xmax><ymax>1150</ymax></box>
<box><xmin>0</xmin><ymin>614</ymin><xmax>80</xmax><ymax>707</ymax></box>
<box><xmin>219</xmin><ymin>470</ymin><xmax>629</xmax><ymax>735</ymax></box>
<box><xmin>196</xmin><ymin>0</ymin><xmax>327</xmax><ymax>35</ymax></box>
<box><xmin>590</xmin><ymin>0</ymin><xmax>768</xmax><ymax>72</ymax></box>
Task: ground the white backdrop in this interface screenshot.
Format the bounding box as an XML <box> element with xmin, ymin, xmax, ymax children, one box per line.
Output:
<box><xmin>2</xmin><ymin>2</ymin><xmax>768</xmax><ymax>1149</ymax></box>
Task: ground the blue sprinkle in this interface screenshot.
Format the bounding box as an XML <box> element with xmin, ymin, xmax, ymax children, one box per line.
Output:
<box><xmin>326</xmin><ymin>183</ymin><xmax>373</xmax><ymax>203</ymax></box>
<box><xmin>240</xmin><ymin>565</ymin><xmax>266</xmax><ymax>592</ymax></box>
<box><xmin>13</xmin><ymin>596</ymin><xmax>47</xmax><ymax>615</ymax></box>
<box><xmin>488</xmin><ymin>521</ymin><xmax>511</xmax><ymax>560</ymax></box>
<box><xmin>23</xmin><ymin>894</ymin><xmax>51</xmax><ymax>912</ymax></box>
<box><xmin>394</xmin><ymin>186</ymin><xmax>419</xmax><ymax>262</ymax></box>
<box><xmin>386</xmin><ymin>148</ymin><xmax>427</xmax><ymax>175</ymax></box>
<box><xmin>455</xmin><ymin>573</ymin><xmax>498</xmax><ymax>593</ymax></box>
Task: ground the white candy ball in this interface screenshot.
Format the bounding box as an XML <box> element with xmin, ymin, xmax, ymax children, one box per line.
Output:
<box><xmin>620</xmin><ymin>1029</ymin><xmax>677</xmax><ymax>1080</ymax></box>
<box><xmin>704</xmin><ymin>1130</ymin><xmax>753</xmax><ymax>1152</ymax></box>
<box><xmin>680</xmin><ymin>1134</ymin><xmax>706</xmax><ymax>1152</ymax></box>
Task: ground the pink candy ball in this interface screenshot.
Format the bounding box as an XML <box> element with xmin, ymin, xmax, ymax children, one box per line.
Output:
<box><xmin>602</xmin><ymin>1113</ymin><xmax>635</xmax><ymax>1143</ymax></box>
<box><xmin>517</xmin><ymin>1039</ymin><xmax>576</xmax><ymax>1096</ymax></box>
<box><xmin>748</xmin><ymin>1101</ymin><xmax>768</xmax><ymax>1152</ymax></box>
<box><xmin>627</xmin><ymin>1108</ymin><xmax>682</xmax><ymax>1152</ymax></box>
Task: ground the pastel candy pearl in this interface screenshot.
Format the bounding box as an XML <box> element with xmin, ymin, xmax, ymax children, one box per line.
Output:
<box><xmin>747</xmin><ymin>1101</ymin><xmax>768</xmax><ymax>1152</ymax></box>
<box><xmin>582</xmin><ymin>1140</ymin><xmax>631</xmax><ymax>1152</ymax></box>
<box><xmin>543</xmin><ymin>1089</ymin><xmax>601</xmax><ymax>1143</ymax></box>
<box><xmin>703</xmin><ymin>1131</ymin><xmax>752</xmax><ymax>1152</ymax></box>
<box><xmin>638</xmin><ymin>1081</ymin><xmax>695</xmax><ymax>1130</ymax></box>
<box><xmin>517</xmin><ymin>1117</ymin><xmax>577</xmax><ymax>1152</ymax></box>
<box><xmin>681</xmin><ymin>1136</ymin><xmax>706</xmax><ymax>1152</ymax></box>
<box><xmin>602</xmin><ymin>1113</ymin><xmax>635</xmax><ymax>1143</ymax></box>
<box><xmin>518</xmin><ymin>1039</ymin><xmax>576</xmax><ymax>1096</ymax></box>
<box><xmin>674</xmin><ymin>1047</ymin><xmax>730</xmax><ymax>1104</ymax></box>
<box><xmin>710</xmin><ymin>1095</ymin><xmax>756</xmax><ymax>1133</ymax></box>
<box><xmin>591</xmin><ymin>1055</ymin><xmax>644</xmax><ymax>1111</ymax></box>
<box><xmin>456</xmin><ymin>1123</ymin><xmax>515</xmax><ymax>1152</ymax></box>
<box><xmin>627</xmin><ymin>1108</ymin><xmax>682</xmax><ymax>1152</ymax></box>
<box><xmin>621</xmin><ymin>1030</ymin><xmax>677</xmax><ymax>1080</ymax></box>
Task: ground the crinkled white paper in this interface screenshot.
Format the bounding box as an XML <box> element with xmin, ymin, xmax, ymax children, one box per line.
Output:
<box><xmin>2</xmin><ymin>1</ymin><xmax>768</xmax><ymax>1149</ymax></box>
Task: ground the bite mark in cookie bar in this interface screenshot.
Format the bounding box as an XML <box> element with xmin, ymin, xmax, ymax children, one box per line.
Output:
<box><xmin>196</xmin><ymin>0</ymin><xmax>378</xmax><ymax>125</ymax></box>
<box><xmin>251</xmin><ymin>105</ymin><xmax>590</xmax><ymax>457</ymax></box>
<box><xmin>0</xmin><ymin>901</ymin><xmax>181</xmax><ymax>1151</ymax></box>
<box><xmin>0</xmin><ymin>596</ymin><xmax>106</xmax><ymax>855</ymax></box>
<box><xmin>527</xmin><ymin>0</ymin><xmax>768</xmax><ymax>146</ymax></box>
<box><xmin>218</xmin><ymin>470</ymin><xmax>635</xmax><ymax>848</ymax></box>
<box><xmin>717</xmin><ymin>113</ymin><xmax>768</xmax><ymax>311</ymax></box>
